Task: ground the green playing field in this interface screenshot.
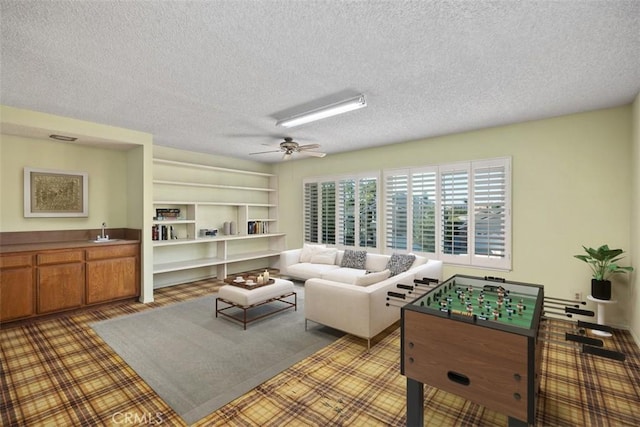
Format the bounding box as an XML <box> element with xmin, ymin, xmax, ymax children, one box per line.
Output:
<box><xmin>412</xmin><ymin>276</ymin><xmax>539</xmax><ymax>329</ymax></box>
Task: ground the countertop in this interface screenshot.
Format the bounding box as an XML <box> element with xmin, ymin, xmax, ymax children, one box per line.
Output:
<box><xmin>0</xmin><ymin>239</ymin><xmax>140</xmax><ymax>254</ymax></box>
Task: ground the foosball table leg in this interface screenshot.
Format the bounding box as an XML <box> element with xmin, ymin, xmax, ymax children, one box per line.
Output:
<box><xmin>406</xmin><ymin>378</ymin><xmax>424</xmax><ymax>427</ymax></box>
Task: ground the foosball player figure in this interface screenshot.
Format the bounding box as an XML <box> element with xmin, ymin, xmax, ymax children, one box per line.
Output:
<box><xmin>496</xmin><ymin>299</ymin><xmax>503</xmax><ymax>310</ymax></box>
<box><xmin>467</xmin><ymin>285</ymin><xmax>474</xmax><ymax>295</ymax></box>
<box><xmin>477</xmin><ymin>295</ymin><xmax>485</xmax><ymax>307</ymax></box>
<box><xmin>466</xmin><ymin>303</ymin><xmax>474</xmax><ymax>314</ymax></box>
<box><xmin>492</xmin><ymin>308</ymin><xmax>500</xmax><ymax>320</ymax></box>
<box><xmin>517</xmin><ymin>299</ymin><xmax>525</xmax><ymax>315</ymax></box>
<box><xmin>506</xmin><ymin>307</ymin><xmax>515</xmax><ymax>318</ymax></box>
<box><xmin>446</xmin><ymin>295</ymin><xmax>453</xmax><ymax>305</ymax></box>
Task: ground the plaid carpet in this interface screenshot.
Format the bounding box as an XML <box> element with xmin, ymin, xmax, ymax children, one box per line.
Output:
<box><xmin>1</xmin><ymin>274</ymin><xmax>639</xmax><ymax>426</ymax></box>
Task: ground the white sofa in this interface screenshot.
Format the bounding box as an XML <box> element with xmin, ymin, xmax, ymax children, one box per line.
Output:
<box><xmin>280</xmin><ymin>246</ymin><xmax>443</xmax><ymax>349</ymax></box>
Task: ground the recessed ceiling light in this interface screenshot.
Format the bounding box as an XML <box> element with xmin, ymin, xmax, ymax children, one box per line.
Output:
<box><xmin>49</xmin><ymin>134</ymin><xmax>78</xmax><ymax>141</ymax></box>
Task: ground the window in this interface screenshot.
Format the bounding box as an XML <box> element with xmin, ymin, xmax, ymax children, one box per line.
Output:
<box><xmin>303</xmin><ymin>158</ymin><xmax>510</xmax><ymax>269</ymax></box>
<box><xmin>384</xmin><ymin>158</ymin><xmax>511</xmax><ymax>269</ymax></box>
<box><xmin>304</xmin><ymin>174</ymin><xmax>378</xmax><ymax>249</ymax></box>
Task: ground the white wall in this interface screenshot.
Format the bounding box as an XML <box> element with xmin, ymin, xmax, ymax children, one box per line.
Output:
<box><xmin>275</xmin><ymin>106</ymin><xmax>634</xmax><ymax>328</ymax></box>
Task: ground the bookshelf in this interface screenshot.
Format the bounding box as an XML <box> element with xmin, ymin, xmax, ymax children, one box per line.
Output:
<box><xmin>152</xmin><ymin>159</ymin><xmax>284</xmax><ymax>287</ymax></box>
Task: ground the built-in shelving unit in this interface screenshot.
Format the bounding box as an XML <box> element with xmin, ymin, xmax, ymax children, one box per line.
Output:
<box><xmin>152</xmin><ymin>159</ymin><xmax>284</xmax><ymax>288</ymax></box>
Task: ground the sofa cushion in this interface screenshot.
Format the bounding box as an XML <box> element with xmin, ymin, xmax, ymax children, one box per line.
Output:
<box><xmin>353</xmin><ymin>269</ymin><xmax>391</xmax><ymax>286</ymax></box>
<box><xmin>310</xmin><ymin>248</ymin><xmax>338</xmax><ymax>265</ymax></box>
<box><xmin>322</xmin><ymin>267</ymin><xmax>367</xmax><ymax>284</ymax></box>
<box><xmin>288</xmin><ymin>263</ymin><xmax>340</xmax><ymax>280</ymax></box>
<box><xmin>365</xmin><ymin>253</ymin><xmax>391</xmax><ymax>272</ymax></box>
<box><xmin>340</xmin><ymin>249</ymin><xmax>367</xmax><ymax>269</ymax></box>
<box><xmin>386</xmin><ymin>253</ymin><xmax>416</xmax><ymax>276</ymax></box>
<box><xmin>299</xmin><ymin>244</ymin><xmax>326</xmax><ymax>263</ymax></box>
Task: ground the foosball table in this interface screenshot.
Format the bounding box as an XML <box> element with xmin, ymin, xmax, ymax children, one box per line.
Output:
<box><xmin>401</xmin><ymin>275</ymin><xmax>544</xmax><ymax>427</ymax></box>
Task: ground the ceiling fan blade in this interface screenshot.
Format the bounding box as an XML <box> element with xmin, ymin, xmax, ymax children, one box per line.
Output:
<box><xmin>299</xmin><ymin>151</ymin><xmax>327</xmax><ymax>158</ymax></box>
<box><xmin>249</xmin><ymin>149</ymin><xmax>282</xmax><ymax>155</ymax></box>
<box><xmin>297</xmin><ymin>143</ymin><xmax>321</xmax><ymax>150</ymax></box>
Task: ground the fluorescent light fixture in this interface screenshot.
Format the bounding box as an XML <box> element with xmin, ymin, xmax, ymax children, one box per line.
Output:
<box><xmin>276</xmin><ymin>94</ymin><xmax>367</xmax><ymax>128</ymax></box>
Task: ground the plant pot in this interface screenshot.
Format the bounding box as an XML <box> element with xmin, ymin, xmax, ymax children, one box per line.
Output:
<box><xmin>591</xmin><ymin>279</ymin><xmax>611</xmax><ymax>300</ymax></box>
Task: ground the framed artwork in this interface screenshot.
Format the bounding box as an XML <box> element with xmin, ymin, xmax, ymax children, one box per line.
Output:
<box><xmin>24</xmin><ymin>167</ymin><xmax>88</xmax><ymax>217</ymax></box>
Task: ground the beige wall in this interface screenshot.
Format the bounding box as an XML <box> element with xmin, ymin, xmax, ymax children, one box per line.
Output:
<box><xmin>275</xmin><ymin>106</ymin><xmax>634</xmax><ymax>327</ymax></box>
<box><xmin>630</xmin><ymin>93</ymin><xmax>640</xmax><ymax>341</ymax></box>
<box><xmin>0</xmin><ymin>134</ymin><xmax>129</xmax><ymax>231</ymax></box>
<box><xmin>0</xmin><ymin>105</ymin><xmax>155</xmax><ymax>302</ymax></box>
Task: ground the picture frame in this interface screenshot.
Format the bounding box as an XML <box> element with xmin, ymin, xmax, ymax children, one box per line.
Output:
<box><xmin>24</xmin><ymin>167</ymin><xmax>88</xmax><ymax>217</ymax></box>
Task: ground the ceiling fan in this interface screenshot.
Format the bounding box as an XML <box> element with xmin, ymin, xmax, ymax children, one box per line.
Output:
<box><xmin>250</xmin><ymin>137</ymin><xmax>327</xmax><ymax>161</ymax></box>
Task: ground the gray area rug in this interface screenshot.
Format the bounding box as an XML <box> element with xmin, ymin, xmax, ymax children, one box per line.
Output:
<box><xmin>91</xmin><ymin>283</ymin><xmax>342</xmax><ymax>425</ymax></box>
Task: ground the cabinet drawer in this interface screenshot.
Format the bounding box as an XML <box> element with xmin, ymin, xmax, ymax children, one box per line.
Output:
<box><xmin>0</xmin><ymin>253</ymin><xmax>34</xmax><ymax>268</ymax></box>
<box><xmin>86</xmin><ymin>244</ymin><xmax>138</xmax><ymax>260</ymax></box>
<box><xmin>37</xmin><ymin>250</ymin><xmax>84</xmax><ymax>265</ymax></box>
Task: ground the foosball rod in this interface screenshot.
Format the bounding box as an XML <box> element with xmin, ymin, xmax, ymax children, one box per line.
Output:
<box><xmin>544</xmin><ymin>300</ymin><xmax>582</xmax><ymax>309</ymax></box>
<box><xmin>543</xmin><ymin>305</ymin><xmax>595</xmax><ymax>317</ymax></box>
<box><xmin>542</xmin><ymin>316</ymin><xmax>615</xmax><ymax>334</ymax></box>
<box><xmin>545</xmin><ymin>296</ymin><xmax>587</xmax><ymax>305</ymax></box>
<box><xmin>539</xmin><ymin>330</ymin><xmax>604</xmax><ymax>347</ymax></box>
<box><xmin>538</xmin><ymin>337</ymin><xmax>625</xmax><ymax>361</ymax></box>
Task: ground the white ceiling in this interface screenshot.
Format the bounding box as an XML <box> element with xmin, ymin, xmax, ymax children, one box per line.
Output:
<box><xmin>1</xmin><ymin>0</ymin><xmax>639</xmax><ymax>163</ymax></box>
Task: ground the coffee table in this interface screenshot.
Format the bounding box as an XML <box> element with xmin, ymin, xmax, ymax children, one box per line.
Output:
<box><xmin>216</xmin><ymin>277</ymin><xmax>296</xmax><ymax>329</ymax></box>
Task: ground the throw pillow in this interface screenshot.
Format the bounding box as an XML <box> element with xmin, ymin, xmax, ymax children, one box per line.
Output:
<box><xmin>386</xmin><ymin>253</ymin><xmax>416</xmax><ymax>276</ymax></box>
<box><xmin>353</xmin><ymin>269</ymin><xmax>391</xmax><ymax>286</ymax></box>
<box><xmin>340</xmin><ymin>249</ymin><xmax>367</xmax><ymax>269</ymax></box>
<box><xmin>310</xmin><ymin>248</ymin><xmax>338</xmax><ymax>265</ymax></box>
<box><xmin>299</xmin><ymin>243</ymin><xmax>326</xmax><ymax>263</ymax></box>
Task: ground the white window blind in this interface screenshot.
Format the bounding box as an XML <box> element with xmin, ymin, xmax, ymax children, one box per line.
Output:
<box><xmin>338</xmin><ymin>179</ymin><xmax>355</xmax><ymax>246</ymax></box>
<box><xmin>472</xmin><ymin>159</ymin><xmax>510</xmax><ymax>269</ymax></box>
<box><xmin>303</xmin><ymin>182</ymin><xmax>318</xmax><ymax>243</ymax></box>
<box><xmin>321</xmin><ymin>182</ymin><xmax>336</xmax><ymax>244</ymax></box>
<box><xmin>440</xmin><ymin>166</ymin><xmax>470</xmax><ymax>263</ymax></box>
<box><xmin>305</xmin><ymin>174</ymin><xmax>378</xmax><ymax>249</ymax></box>
<box><xmin>359</xmin><ymin>177</ymin><xmax>377</xmax><ymax>248</ymax></box>
<box><xmin>412</xmin><ymin>170</ymin><xmax>437</xmax><ymax>254</ymax></box>
<box><xmin>385</xmin><ymin>172</ymin><xmax>409</xmax><ymax>250</ymax></box>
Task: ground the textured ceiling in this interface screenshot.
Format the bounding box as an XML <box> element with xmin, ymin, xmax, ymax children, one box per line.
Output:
<box><xmin>1</xmin><ymin>0</ymin><xmax>639</xmax><ymax>163</ymax></box>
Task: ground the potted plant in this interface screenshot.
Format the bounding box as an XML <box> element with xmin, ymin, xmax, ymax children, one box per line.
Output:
<box><xmin>574</xmin><ymin>244</ymin><xmax>634</xmax><ymax>300</ymax></box>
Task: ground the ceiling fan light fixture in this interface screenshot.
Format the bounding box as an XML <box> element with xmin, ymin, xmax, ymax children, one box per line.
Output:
<box><xmin>276</xmin><ymin>94</ymin><xmax>367</xmax><ymax>128</ymax></box>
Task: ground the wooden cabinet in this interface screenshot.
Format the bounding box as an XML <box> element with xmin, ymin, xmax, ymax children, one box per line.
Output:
<box><xmin>36</xmin><ymin>249</ymin><xmax>85</xmax><ymax>313</ymax></box>
<box><xmin>0</xmin><ymin>241</ymin><xmax>140</xmax><ymax>323</ymax></box>
<box><xmin>0</xmin><ymin>254</ymin><xmax>35</xmax><ymax>321</ymax></box>
<box><xmin>86</xmin><ymin>244</ymin><xmax>139</xmax><ymax>304</ymax></box>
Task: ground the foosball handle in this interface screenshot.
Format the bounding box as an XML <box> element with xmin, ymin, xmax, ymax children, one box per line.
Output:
<box><xmin>565</xmin><ymin>332</ymin><xmax>603</xmax><ymax>347</ymax></box>
<box><xmin>577</xmin><ymin>320</ymin><xmax>614</xmax><ymax>333</ymax></box>
<box><xmin>582</xmin><ymin>345</ymin><xmax>626</xmax><ymax>362</ymax></box>
<box><xmin>565</xmin><ymin>307</ymin><xmax>595</xmax><ymax>317</ymax></box>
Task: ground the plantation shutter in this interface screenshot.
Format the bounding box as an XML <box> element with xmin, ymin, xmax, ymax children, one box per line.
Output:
<box><xmin>411</xmin><ymin>170</ymin><xmax>437</xmax><ymax>254</ymax></box>
<box><xmin>303</xmin><ymin>182</ymin><xmax>318</xmax><ymax>243</ymax></box>
<box><xmin>320</xmin><ymin>182</ymin><xmax>336</xmax><ymax>244</ymax></box>
<box><xmin>385</xmin><ymin>172</ymin><xmax>409</xmax><ymax>250</ymax></box>
<box><xmin>338</xmin><ymin>179</ymin><xmax>355</xmax><ymax>246</ymax></box>
<box><xmin>440</xmin><ymin>165</ymin><xmax>470</xmax><ymax>263</ymax></box>
<box><xmin>472</xmin><ymin>159</ymin><xmax>510</xmax><ymax>269</ymax></box>
<box><xmin>359</xmin><ymin>177</ymin><xmax>377</xmax><ymax>248</ymax></box>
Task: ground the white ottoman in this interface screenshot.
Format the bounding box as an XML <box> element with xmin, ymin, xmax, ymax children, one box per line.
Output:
<box><xmin>216</xmin><ymin>278</ymin><xmax>296</xmax><ymax>329</ymax></box>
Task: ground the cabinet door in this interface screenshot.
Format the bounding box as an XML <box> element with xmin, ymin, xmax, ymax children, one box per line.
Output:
<box><xmin>86</xmin><ymin>256</ymin><xmax>138</xmax><ymax>304</ymax></box>
<box><xmin>0</xmin><ymin>267</ymin><xmax>35</xmax><ymax>321</ymax></box>
<box><xmin>37</xmin><ymin>263</ymin><xmax>85</xmax><ymax>313</ymax></box>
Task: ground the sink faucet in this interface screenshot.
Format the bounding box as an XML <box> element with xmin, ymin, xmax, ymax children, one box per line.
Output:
<box><xmin>101</xmin><ymin>222</ymin><xmax>107</xmax><ymax>239</ymax></box>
